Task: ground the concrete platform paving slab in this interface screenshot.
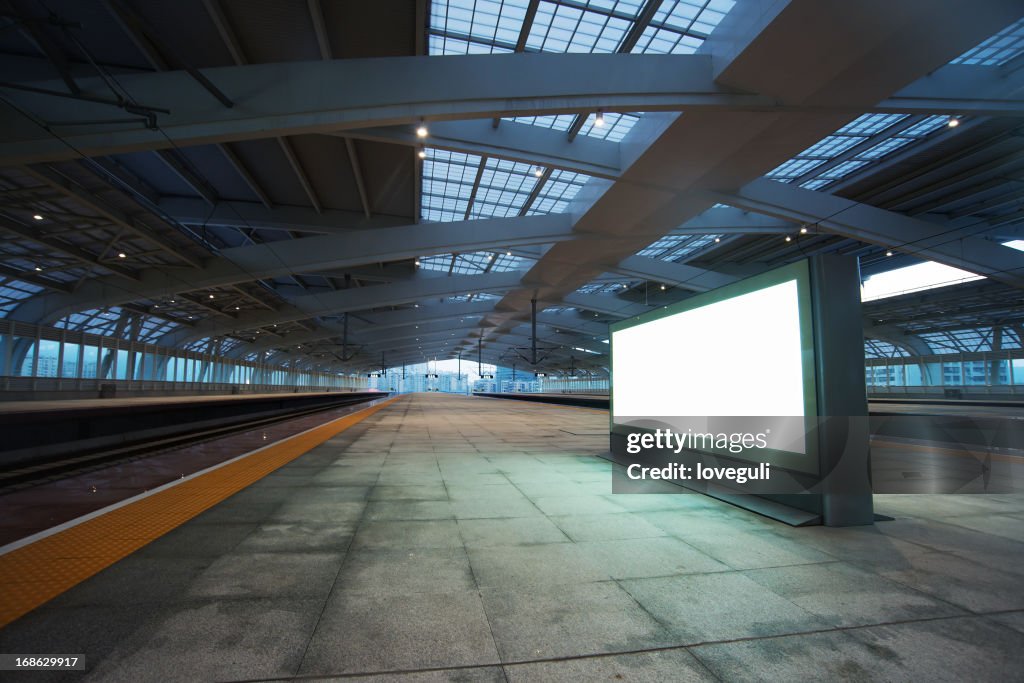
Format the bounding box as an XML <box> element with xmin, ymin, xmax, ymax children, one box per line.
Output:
<box><xmin>2</xmin><ymin>393</ymin><xmax>1023</xmax><ymax>681</ymax></box>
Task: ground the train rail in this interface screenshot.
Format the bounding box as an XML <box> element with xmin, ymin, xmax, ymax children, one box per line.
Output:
<box><xmin>0</xmin><ymin>393</ymin><xmax>384</xmax><ymax>492</ymax></box>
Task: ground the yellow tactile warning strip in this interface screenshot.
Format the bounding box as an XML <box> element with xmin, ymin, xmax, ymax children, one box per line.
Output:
<box><xmin>0</xmin><ymin>395</ymin><xmax>402</xmax><ymax>628</ymax></box>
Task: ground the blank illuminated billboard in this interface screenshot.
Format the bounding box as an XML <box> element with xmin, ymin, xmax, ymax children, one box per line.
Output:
<box><xmin>610</xmin><ymin>261</ymin><xmax>818</xmax><ymax>468</ymax></box>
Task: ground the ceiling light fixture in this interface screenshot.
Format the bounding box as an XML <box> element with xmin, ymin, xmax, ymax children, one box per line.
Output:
<box><xmin>947</xmin><ymin>116</ymin><xmax>960</xmax><ymax>128</ymax></box>
<box><xmin>594</xmin><ymin>110</ymin><xmax>605</xmax><ymax>127</ymax></box>
<box><xmin>800</xmin><ymin>227</ymin><xmax>808</xmax><ymax>234</ymax></box>
<box><xmin>886</xmin><ymin>250</ymin><xmax>894</xmax><ymax>257</ymax></box>
<box><xmin>418</xmin><ymin>147</ymin><xmax>426</xmax><ymax>159</ymax></box>
<box><xmin>533</xmin><ymin>167</ymin><xmax>543</xmax><ymax>177</ymax></box>
<box><xmin>416</xmin><ymin>120</ymin><xmax>429</xmax><ymax>137</ymax></box>
<box><xmin>32</xmin><ymin>214</ymin><xmax>43</xmax><ymax>221</ymax></box>
<box><xmin>34</xmin><ymin>266</ymin><xmax>41</xmax><ymax>272</ymax></box>
<box><xmin>118</xmin><ymin>252</ymin><xmax>126</xmax><ymax>258</ymax></box>
<box><xmin>785</xmin><ymin>236</ymin><xmax>792</xmax><ymax>242</ymax></box>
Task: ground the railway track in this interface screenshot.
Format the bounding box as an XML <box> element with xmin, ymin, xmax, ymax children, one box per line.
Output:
<box><xmin>0</xmin><ymin>394</ymin><xmax>380</xmax><ymax>492</ymax></box>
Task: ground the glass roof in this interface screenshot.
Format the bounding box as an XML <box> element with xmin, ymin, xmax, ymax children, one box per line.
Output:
<box><xmin>0</xmin><ymin>279</ymin><xmax>43</xmax><ymax>316</ymax></box>
<box><xmin>444</xmin><ymin>292</ymin><xmax>502</xmax><ymax>303</ymax></box>
<box><xmin>427</xmin><ymin>0</ymin><xmax>733</xmax><ymax>147</ymax></box>
<box><xmin>576</xmin><ymin>281</ymin><xmax>637</xmax><ymax>294</ymax></box>
<box><xmin>182</xmin><ymin>336</ymin><xmax>247</xmax><ymax>354</ymax></box>
<box><xmin>864</xmin><ymin>339</ymin><xmax>911</xmax><ymax>359</ymax></box>
<box><xmin>636</xmin><ymin>233</ymin><xmax>720</xmax><ymax>261</ymax></box>
<box><xmin>423</xmin><ymin>2</ymin><xmax>733</xmax><ymax>224</ymax></box>
<box><xmin>765</xmin><ymin>113</ymin><xmax>960</xmax><ymax>190</ymax></box>
<box><xmin>504</xmin><ymin>111</ymin><xmax>641</xmax><ymax>142</ymax></box>
<box><xmin>421</xmin><ymin>149</ymin><xmax>584</xmax><ymax>222</ymax></box>
<box><xmin>471</xmin><ymin>158</ymin><xmax>540</xmax><ymax>219</ymax></box>
<box><xmin>419</xmin><ymin>251</ymin><xmax>529</xmax><ymax>274</ymax></box>
<box><xmin>950</xmin><ymin>17</ymin><xmax>1024</xmax><ymax>66</ymax></box>
<box><xmin>526</xmin><ymin>169</ymin><xmax>589</xmax><ymax>214</ymax></box>
<box><xmin>919</xmin><ymin>327</ymin><xmax>1008</xmax><ymax>354</ymax></box>
<box><xmin>52</xmin><ymin>307</ymin><xmax>182</xmax><ymax>343</ymax></box>
<box><xmin>429</xmin><ymin>0</ymin><xmax>734</xmax><ymax>57</ymax></box>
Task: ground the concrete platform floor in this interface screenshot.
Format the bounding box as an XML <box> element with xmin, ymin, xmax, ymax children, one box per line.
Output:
<box><xmin>2</xmin><ymin>393</ymin><xmax>1023</xmax><ymax>681</ymax></box>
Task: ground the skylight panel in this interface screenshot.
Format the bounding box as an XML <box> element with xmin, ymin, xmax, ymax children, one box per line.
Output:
<box><xmin>504</xmin><ymin>114</ymin><xmax>577</xmax><ymax>131</ymax></box>
<box><xmin>489</xmin><ymin>253</ymin><xmax>525</xmax><ymax>272</ymax></box>
<box><xmin>950</xmin><ymin>17</ymin><xmax>1024</xmax><ymax>66</ymax></box>
<box><xmin>528</xmin><ymin>168</ymin><xmax>587</xmax><ymax>213</ymax></box>
<box><xmin>767</xmin><ymin>111</ymin><xmax>961</xmax><ymax>188</ymax></box>
<box><xmin>637</xmin><ymin>235</ymin><xmax>682</xmax><ymax>257</ymax></box>
<box><xmin>428</xmin><ymin>34</ymin><xmax>514</xmax><ymax>55</ymax></box>
<box><xmin>766</xmin><ymin>158</ymin><xmax>826</xmax><ymax>180</ymax></box>
<box><xmin>469</xmin><ymin>157</ymin><xmax>538</xmax><ymax>218</ymax></box>
<box><xmin>637</xmin><ymin>233</ymin><xmax>720</xmax><ymax>261</ymax></box>
<box><xmin>455</xmin><ymin>252</ymin><xmax>493</xmax><ymax>273</ymax></box>
<box><xmin>864</xmin><ymin>339</ymin><xmax>911</xmax><ymax>358</ymax></box>
<box><xmin>429</xmin><ymin>0</ymin><xmax>735</xmax><ymax>137</ymax></box>
<box><xmin>1003</xmin><ymin>328</ymin><xmax>1022</xmax><ymax>350</ymax></box>
<box><xmin>136</xmin><ymin>316</ymin><xmax>181</xmax><ymax>342</ymax></box>
<box><xmin>428</xmin><ymin>0</ymin><xmax>529</xmax><ymax>54</ymax></box>
<box><xmin>632</xmin><ymin>25</ymin><xmax>703</xmax><ymax>53</ymax></box>
<box><xmin>184</xmin><ymin>337</ymin><xmax>214</xmax><ymax>352</ymax></box>
<box><xmin>422</xmin><ymin>208</ymin><xmax>464</xmax><ymax>222</ymax></box>
<box><xmin>418</xmin><ymin>254</ymin><xmax>454</xmax><ymax>273</ymax></box>
<box><xmin>577</xmin><ymin>111</ymin><xmax>640</xmax><ymax>141</ymax></box>
<box><xmin>526</xmin><ymin>2</ymin><xmax>635</xmax><ymax>53</ymax></box>
<box><xmin>854</xmin><ymin>137</ymin><xmax>914</xmax><ymax>160</ymax></box>
<box><xmin>655</xmin><ymin>0</ymin><xmax>734</xmax><ymax>36</ymax></box>
<box><xmin>419</xmin><ymin>251</ymin><xmax>528</xmax><ymax>275</ymax></box>
<box><xmin>421</xmin><ymin>149</ymin><xmax>484</xmax><ymax>222</ymax></box>
<box><xmin>53</xmin><ymin>306</ymin><xmax>122</xmax><ymax>334</ymax></box>
<box><xmin>919</xmin><ymin>328</ymin><xmax>996</xmax><ymax>353</ymax></box>
<box><xmin>901</xmin><ymin>115</ymin><xmax>950</xmax><ymax>138</ymax></box>
<box><xmin>818</xmin><ymin>160</ymin><xmax>869</xmax><ymax>180</ymax></box>
<box><xmin>836</xmin><ymin>114</ymin><xmax>908</xmax><ymax>136</ymax></box>
<box><xmin>798</xmin><ymin>135</ymin><xmax>867</xmax><ymax>159</ymax></box>
<box><xmin>421</xmin><ymin>149</ymin><xmax>592</xmax><ymax>221</ymax></box>
<box><xmin>0</xmin><ymin>279</ymin><xmax>42</xmax><ymax>314</ymax></box>
<box><xmin>576</xmin><ymin>281</ymin><xmax>636</xmax><ymax>294</ymax></box>
<box><xmin>444</xmin><ymin>292</ymin><xmax>501</xmax><ymax>303</ymax></box>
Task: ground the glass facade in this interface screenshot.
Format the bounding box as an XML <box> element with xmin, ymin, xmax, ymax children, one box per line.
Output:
<box><xmin>0</xmin><ymin>320</ymin><xmax>367</xmax><ymax>392</ymax></box>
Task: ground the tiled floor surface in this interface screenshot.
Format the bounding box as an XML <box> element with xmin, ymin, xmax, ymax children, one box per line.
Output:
<box><xmin>2</xmin><ymin>393</ymin><xmax>1022</xmax><ymax>682</ymax></box>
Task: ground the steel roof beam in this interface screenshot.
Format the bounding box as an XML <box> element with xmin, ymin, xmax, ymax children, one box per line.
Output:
<box><xmin>0</xmin><ymin>53</ymin><xmax>765</xmax><ymax>164</ymax></box>
<box><xmin>339</xmin><ymin>118</ymin><xmax>622</xmax><ymax>178</ymax></box>
<box><xmin>159</xmin><ymin>197</ymin><xmax>404</xmax><ymax>234</ymax></box>
<box><xmin>161</xmin><ymin>270</ymin><xmax>528</xmax><ymax>346</ymax></box>
<box><xmin>717</xmin><ymin>178</ymin><xmax>1024</xmax><ymax>288</ymax></box>
<box><xmin>11</xmin><ymin>213</ymin><xmax>574</xmax><ymax>323</ymax></box>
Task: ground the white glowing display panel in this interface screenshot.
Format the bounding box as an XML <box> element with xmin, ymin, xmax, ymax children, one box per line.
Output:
<box><xmin>612</xmin><ymin>279</ymin><xmax>807</xmax><ymax>419</ymax></box>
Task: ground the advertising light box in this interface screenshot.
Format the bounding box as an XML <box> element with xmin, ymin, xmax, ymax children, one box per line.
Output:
<box><xmin>610</xmin><ymin>260</ymin><xmax>818</xmax><ymax>473</ymax></box>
